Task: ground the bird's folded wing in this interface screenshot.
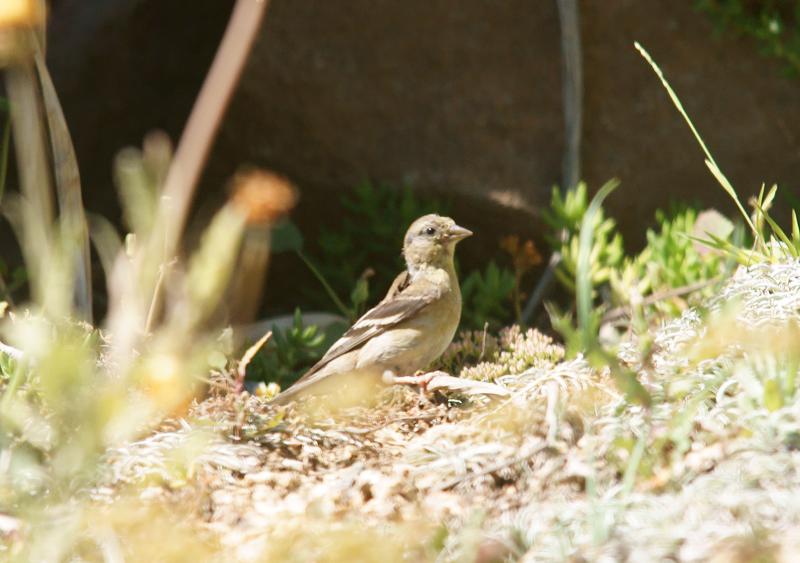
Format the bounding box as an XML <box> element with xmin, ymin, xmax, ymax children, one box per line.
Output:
<box><xmin>292</xmin><ymin>271</ymin><xmax>435</xmax><ymax>385</ymax></box>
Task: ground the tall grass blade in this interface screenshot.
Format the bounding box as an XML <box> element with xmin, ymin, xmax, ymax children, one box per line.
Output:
<box><xmin>34</xmin><ymin>46</ymin><xmax>93</xmax><ymax>319</ymax></box>
<box><xmin>87</xmin><ymin>213</ymin><xmax>123</xmax><ymax>282</ymax></box>
<box><xmin>763</xmin><ymin>184</ymin><xmax>778</xmax><ymax>209</ymax></box>
<box><xmin>0</xmin><ymin>106</ymin><xmax>10</xmax><ymax>203</ymax></box>
<box><xmin>689</xmin><ymin>232</ymin><xmax>752</xmax><ymax>264</ymax></box>
<box><xmin>754</xmin><ymin>202</ymin><xmax>799</xmax><ymax>259</ymax></box>
<box><xmin>577</xmin><ymin>179</ymin><xmax>618</xmax><ymax>339</ymax></box>
<box><xmin>634</xmin><ymin>42</ymin><xmax>757</xmax><ymax>236</ymax></box>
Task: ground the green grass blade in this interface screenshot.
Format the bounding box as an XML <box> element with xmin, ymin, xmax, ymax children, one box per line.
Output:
<box><xmin>703</xmin><ymin>160</ymin><xmax>757</xmax><ymax>236</ymax></box>
<box><xmin>577</xmin><ymin>179</ymin><xmax>619</xmax><ymax>338</ymax></box>
<box><xmin>764</xmin><ymin>184</ymin><xmax>778</xmax><ymax>209</ymax></box>
<box><xmin>689</xmin><ymin>233</ymin><xmax>752</xmax><ymax>264</ymax></box>
<box><xmin>634</xmin><ymin>42</ymin><xmax>757</xmax><ymax>236</ymax></box>
<box><xmin>621</xmin><ymin>429</ymin><xmax>648</xmax><ymax>496</ymax></box>
<box><xmin>296</xmin><ymin>250</ymin><xmax>352</xmax><ymax>320</ymax></box>
<box><xmin>34</xmin><ymin>46</ymin><xmax>93</xmax><ymax>320</ymax></box>
<box><xmin>755</xmin><ymin>202</ymin><xmax>799</xmax><ymax>258</ymax></box>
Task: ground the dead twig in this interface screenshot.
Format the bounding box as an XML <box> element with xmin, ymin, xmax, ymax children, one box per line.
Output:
<box><xmin>235</xmin><ymin>330</ymin><xmax>272</xmax><ymax>392</ymax></box>
<box><xmin>601</xmin><ymin>277</ymin><xmax>722</xmax><ymax>324</ymax></box>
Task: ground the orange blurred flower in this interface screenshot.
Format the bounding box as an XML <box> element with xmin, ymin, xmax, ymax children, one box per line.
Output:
<box><xmin>230</xmin><ymin>169</ymin><xmax>298</xmax><ymax>225</ymax></box>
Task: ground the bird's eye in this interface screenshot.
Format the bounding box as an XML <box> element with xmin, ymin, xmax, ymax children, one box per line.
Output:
<box><xmin>422</xmin><ymin>226</ymin><xmax>436</xmax><ymax>236</ymax></box>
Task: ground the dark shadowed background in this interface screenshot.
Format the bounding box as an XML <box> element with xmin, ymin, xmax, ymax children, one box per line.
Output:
<box><xmin>39</xmin><ymin>0</ymin><xmax>800</xmax><ymax>314</ymax></box>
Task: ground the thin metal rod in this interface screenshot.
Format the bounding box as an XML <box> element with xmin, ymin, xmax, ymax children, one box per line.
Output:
<box><xmin>522</xmin><ymin>0</ymin><xmax>583</xmax><ymax>324</ymax></box>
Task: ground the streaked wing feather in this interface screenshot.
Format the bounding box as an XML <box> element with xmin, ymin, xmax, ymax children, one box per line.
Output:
<box><xmin>292</xmin><ymin>271</ymin><xmax>429</xmax><ymax>384</ymax></box>
<box><xmin>384</xmin><ymin>270</ymin><xmax>410</xmax><ymax>299</ymax></box>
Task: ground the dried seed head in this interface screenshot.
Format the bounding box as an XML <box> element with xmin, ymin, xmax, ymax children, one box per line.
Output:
<box><xmin>500</xmin><ymin>235</ymin><xmax>542</xmax><ymax>274</ymax></box>
<box><xmin>230</xmin><ymin>169</ymin><xmax>298</xmax><ymax>225</ymax></box>
<box><xmin>0</xmin><ymin>0</ymin><xmax>44</xmax><ymax>64</ymax></box>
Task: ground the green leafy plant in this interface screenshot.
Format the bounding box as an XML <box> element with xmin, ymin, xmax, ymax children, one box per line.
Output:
<box><xmin>547</xmin><ymin>180</ymin><xmax>651</xmax><ymax>406</ymax></box>
<box><xmin>543</xmin><ymin>182</ymin><xmax>624</xmax><ymax>293</ymax></box>
<box><xmin>460</xmin><ymin>261</ymin><xmax>516</xmax><ymax>331</ymax></box>
<box><xmin>314</xmin><ymin>181</ymin><xmax>448</xmax><ymax>306</ymax></box>
<box><xmin>271</xmin><ymin>219</ymin><xmax>373</xmax><ymax>323</ymax></box>
<box><xmin>642</xmin><ymin>208</ymin><xmax>729</xmax><ymax>288</ymax></box>
<box><xmin>275</xmin><ymin>182</ymin><xmax>525</xmax><ymax>333</ymax></box>
<box><xmin>610</xmin><ymin>207</ymin><xmax>733</xmax><ymax>316</ymax></box>
<box><xmin>0</xmin><ymin>258</ymin><xmax>26</xmax><ymax>304</ymax></box>
<box><xmin>245</xmin><ymin>308</ymin><xmax>334</xmax><ymax>389</ymax></box>
<box><xmin>271</xmin><ymin>182</ymin><xmax>447</xmax><ymax>322</ymax></box>
<box><xmin>696</xmin><ymin>0</ymin><xmax>800</xmax><ymax>76</ymax></box>
<box><xmin>0</xmin><ymin>348</ymin><xmax>15</xmax><ymax>383</ymax></box>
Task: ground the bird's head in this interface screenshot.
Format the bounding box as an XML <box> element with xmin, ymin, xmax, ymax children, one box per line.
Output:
<box><xmin>403</xmin><ymin>214</ymin><xmax>472</xmax><ymax>273</ymax></box>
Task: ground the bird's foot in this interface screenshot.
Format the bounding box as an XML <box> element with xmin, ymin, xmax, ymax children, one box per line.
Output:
<box><xmin>384</xmin><ymin>369</ymin><xmax>511</xmax><ymax>398</ymax></box>
<box><xmin>383</xmin><ymin>369</ymin><xmax>447</xmax><ymax>392</ymax></box>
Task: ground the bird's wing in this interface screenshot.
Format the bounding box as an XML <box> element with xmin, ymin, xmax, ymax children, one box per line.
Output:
<box><xmin>384</xmin><ymin>269</ymin><xmax>411</xmax><ymax>300</ymax></box>
<box><xmin>291</xmin><ymin>270</ymin><xmax>433</xmax><ymax>385</ymax></box>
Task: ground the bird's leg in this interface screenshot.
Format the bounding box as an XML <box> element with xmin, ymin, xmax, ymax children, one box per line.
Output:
<box><xmin>383</xmin><ymin>369</ymin><xmax>444</xmax><ymax>392</ymax></box>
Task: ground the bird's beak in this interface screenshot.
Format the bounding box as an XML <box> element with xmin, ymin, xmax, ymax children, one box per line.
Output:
<box><xmin>446</xmin><ymin>224</ymin><xmax>473</xmax><ymax>242</ymax></box>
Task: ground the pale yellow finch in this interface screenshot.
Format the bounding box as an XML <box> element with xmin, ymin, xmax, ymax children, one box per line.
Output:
<box><xmin>272</xmin><ymin>214</ymin><xmax>472</xmax><ymax>404</ymax></box>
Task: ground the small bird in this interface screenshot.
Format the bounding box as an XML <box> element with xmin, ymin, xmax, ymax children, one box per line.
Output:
<box><xmin>272</xmin><ymin>214</ymin><xmax>472</xmax><ymax>405</ymax></box>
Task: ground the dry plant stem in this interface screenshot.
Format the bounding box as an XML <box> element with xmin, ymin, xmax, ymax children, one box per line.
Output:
<box><xmin>147</xmin><ymin>0</ymin><xmax>270</xmax><ymax>264</ymax></box>
<box><xmin>144</xmin><ymin>261</ymin><xmax>169</xmax><ymax>335</ymax></box>
<box><xmin>601</xmin><ymin>277</ymin><xmax>722</xmax><ymax>324</ymax></box>
<box><xmin>235</xmin><ymin>330</ymin><xmax>272</xmax><ymax>392</ymax></box>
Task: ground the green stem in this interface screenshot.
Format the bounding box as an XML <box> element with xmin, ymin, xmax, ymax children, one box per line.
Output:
<box><xmin>576</xmin><ymin>179</ymin><xmax>618</xmax><ymax>341</ymax></box>
<box><xmin>621</xmin><ymin>426</ymin><xmax>649</xmax><ymax>496</ymax></box>
<box><xmin>296</xmin><ymin>250</ymin><xmax>352</xmax><ymax>319</ymax></box>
